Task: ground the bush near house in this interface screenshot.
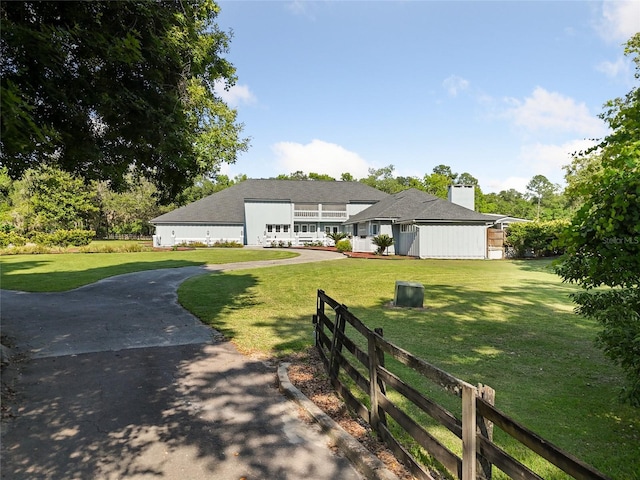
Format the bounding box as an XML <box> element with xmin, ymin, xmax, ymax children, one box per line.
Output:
<box><xmin>372</xmin><ymin>233</ymin><xmax>394</xmax><ymax>255</ymax></box>
<box><xmin>505</xmin><ymin>220</ymin><xmax>568</xmax><ymax>258</ymax></box>
<box><xmin>335</xmin><ymin>239</ymin><xmax>352</xmax><ymax>252</ymax></box>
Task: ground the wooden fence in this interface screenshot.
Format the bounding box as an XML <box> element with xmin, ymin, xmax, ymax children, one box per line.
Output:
<box><xmin>313</xmin><ymin>290</ymin><xmax>610</xmax><ymax>480</ymax></box>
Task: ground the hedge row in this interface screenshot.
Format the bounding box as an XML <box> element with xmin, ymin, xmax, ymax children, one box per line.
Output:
<box><xmin>505</xmin><ymin>220</ymin><xmax>569</xmax><ymax>258</ymax></box>
<box><xmin>0</xmin><ymin>229</ymin><xmax>95</xmax><ymax>248</ymax></box>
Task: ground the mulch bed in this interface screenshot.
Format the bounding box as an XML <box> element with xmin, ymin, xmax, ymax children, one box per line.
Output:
<box><xmin>285</xmin><ymin>347</ymin><xmax>420</xmax><ymax>480</ymax></box>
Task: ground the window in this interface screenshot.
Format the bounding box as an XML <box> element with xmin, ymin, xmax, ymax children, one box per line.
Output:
<box><xmin>294</xmin><ymin>224</ymin><xmax>300</xmax><ymax>233</ymax></box>
<box><xmin>372</xmin><ymin>224</ymin><xmax>379</xmax><ymax>235</ymax></box>
<box><xmin>302</xmin><ymin>225</ymin><xmax>308</xmax><ymax>233</ymax></box>
<box><xmin>283</xmin><ymin>225</ymin><xmax>289</xmax><ymax>233</ymax></box>
<box><xmin>267</xmin><ymin>225</ymin><xmax>273</xmax><ymax>233</ymax></box>
<box><xmin>325</xmin><ymin>226</ymin><xmax>331</xmax><ymax>234</ymax></box>
<box><xmin>275</xmin><ymin>225</ymin><xmax>281</xmax><ymax>233</ymax></box>
<box><xmin>310</xmin><ymin>225</ymin><xmax>316</xmax><ymax>233</ymax></box>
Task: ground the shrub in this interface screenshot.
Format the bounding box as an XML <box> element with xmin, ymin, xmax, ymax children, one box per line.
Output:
<box><xmin>212</xmin><ymin>240</ymin><xmax>243</xmax><ymax>248</ymax></box>
<box><xmin>505</xmin><ymin>220</ymin><xmax>568</xmax><ymax>258</ymax></box>
<box><xmin>335</xmin><ymin>239</ymin><xmax>352</xmax><ymax>252</ymax></box>
<box><xmin>372</xmin><ymin>234</ymin><xmax>394</xmax><ymax>255</ymax></box>
<box><xmin>32</xmin><ymin>229</ymin><xmax>96</xmax><ymax>247</ymax></box>
<box><xmin>0</xmin><ymin>232</ymin><xmax>28</xmax><ymax>248</ymax></box>
<box><xmin>327</xmin><ymin>231</ymin><xmax>348</xmax><ymax>245</ymax></box>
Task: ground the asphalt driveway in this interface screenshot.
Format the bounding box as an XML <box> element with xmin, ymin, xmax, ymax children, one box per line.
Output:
<box><xmin>0</xmin><ymin>249</ymin><xmax>362</xmax><ymax>479</ymax></box>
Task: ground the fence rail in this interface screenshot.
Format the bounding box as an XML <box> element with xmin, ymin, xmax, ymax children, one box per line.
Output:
<box><xmin>313</xmin><ymin>289</ymin><xmax>610</xmax><ymax>480</ymax></box>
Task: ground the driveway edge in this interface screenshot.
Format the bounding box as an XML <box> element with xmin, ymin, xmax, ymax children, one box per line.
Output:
<box><xmin>277</xmin><ymin>362</ymin><xmax>400</xmax><ymax>480</ymax></box>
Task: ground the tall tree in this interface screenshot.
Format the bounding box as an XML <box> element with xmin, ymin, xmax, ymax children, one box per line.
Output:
<box><xmin>422</xmin><ymin>172</ymin><xmax>451</xmax><ymax>198</ymax></box>
<box><xmin>556</xmin><ymin>33</ymin><xmax>640</xmax><ymax>405</ymax></box>
<box><xmin>526</xmin><ymin>174</ymin><xmax>558</xmax><ymax>219</ymax></box>
<box><xmin>360</xmin><ymin>165</ymin><xmax>404</xmax><ymax>193</ymax></box>
<box><xmin>432</xmin><ymin>164</ymin><xmax>458</xmax><ymax>182</ymax></box>
<box><xmin>10</xmin><ymin>166</ymin><xmax>98</xmax><ymax>233</ymax></box>
<box><xmin>0</xmin><ymin>1</ymin><xmax>248</xmax><ymax>202</ymax></box>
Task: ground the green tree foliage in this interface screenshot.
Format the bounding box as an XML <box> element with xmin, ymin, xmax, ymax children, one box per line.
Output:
<box><xmin>526</xmin><ymin>174</ymin><xmax>559</xmax><ymax>219</ymax></box>
<box><xmin>11</xmin><ymin>166</ymin><xmax>98</xmax><ymax>233</ymax></box>
<box><xmin>422</xmin><ymin>172</ymin><xmax>451</xmax><ymax>198</ymax></box>
<box><xmin>432</xmin><ymin>164</ymin><xmax>457</xmax><ymax>182</ymax></box>
<box><xmin>99</xmin><ymin>177</ymin><xmax>168</xmax><ymax>236</ymax></box>
<box><xmin>556</xmin><ymin>33</ymin><xmax>640</xmax><ymax>405</ymax></box>
<box><xmin>359</xmin><ymin>165</ymin><xmax>405</xmax><ymax>194</ymax></box>
<box><xmin>0</xmin><ymin>1</ymin><xmax>248</xmax><ymax>202</ymax></box>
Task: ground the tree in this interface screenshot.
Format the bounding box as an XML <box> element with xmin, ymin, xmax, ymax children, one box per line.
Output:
<box><xmin>99</xmin><ymin>177</ymin><xmax>168</xmax><ymax>236</ymax></box>
<box><xmin>432</xmin><ymin>164</ymin><xmax>458</xmax><ymax>182</ymax></box>
<box><xmin>360</xmin><ymin>165</ymin><xmax>404</xmax><ymax>194</ymax></box>
<box><xmin>556</xmin><ymin>33</ymin><xmax>640</xmax><ymax>405</ymax></box>
<box><xmin>340</xmin><ymin>172</ymin><xmax>355</xmax><ymax>182</ymax></box>
<box><xmin>455</xmin><ymin>172</ymin><xmax>478</xmax><ymax>186</ymax></box>
<box><xmin>10</xmin><ymin>166</ymin><xmax>98</xmax><ymax>233</ymax></box>
<box><xmin>0</xmin><ymin>1</ymin><xmax>249</xmax><ymax>202</ymax></box>
<box><xmin>422</xmin><ymin>172</ymin><xmax>450</xmax><ymax>198</ymax></box>
<box><xmin>526</xmin><ymin>175</ymin><xmax>558</xmax><ymax>219</ymax></box>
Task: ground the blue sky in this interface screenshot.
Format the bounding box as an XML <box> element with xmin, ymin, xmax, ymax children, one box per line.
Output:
<box><xmin>214</xmin><ymin>1</ymin><xmax>639</xmax><ymax>193</ymax></box>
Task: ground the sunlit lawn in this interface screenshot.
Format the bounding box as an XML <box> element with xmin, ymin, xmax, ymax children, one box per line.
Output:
<box><xmin>178</xmin><ymin>258</ymin><xmax>639</xmax><ymax>480</ymax></box>
<box><xmin>0</xmin><ymin>246</ymin><xmax>297</xmax><ymax>291</ymax></box>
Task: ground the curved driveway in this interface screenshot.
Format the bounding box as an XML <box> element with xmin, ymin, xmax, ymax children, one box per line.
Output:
<box><xmin>1</xmin><ymin>249</ymin><xmax>361</xmax><ymax>480</ymax></box>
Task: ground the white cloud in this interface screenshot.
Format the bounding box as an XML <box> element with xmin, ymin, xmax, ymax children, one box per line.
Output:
<box><xmin>272</xmin><ymin>139</ymin><xmax>373</xmax><ymax>179</ymax></box>
<box><xmin>597</xmin><ymin>56</ymin><xmax>632</xmax><ymax>78</ymax></box>
<box><xmin>518</xmin><ymin>138</ymin><xmax>600</xmax><ymax>181</ymax></box>
<box><xmin>505</xmin><ymin>87</ymin><xmax>606</xmax><ymax>136</ymax></box>
<box><xmin>443</xmin><ymin>75</ymin><xmax>470</xmax><ymax>97</ymax></box>
<box><xmin>597</xmin><ymin>1</ymin><xmax>640</xmax><ymax>42</ymax></box>
<box><xmin>285</xmin><ymin>0</ymin><xmax>320</xmax><ymax>19</ymax></box>
<box><xmin>482</xmin><ymin>176</ymin><xmax>531</xmax><ymax>194</ymax></box>
<box><xmin>214</xmin><ymin>80</ymin><xmax>257</xmax><ymax>107</ymax></box>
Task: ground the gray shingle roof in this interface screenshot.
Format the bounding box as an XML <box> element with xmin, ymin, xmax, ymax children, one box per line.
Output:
<box><xmin>344</xmin><ymin>188</ymin><xmax>495</xmax><ymax>224</ymax></box>
<box><xmin>150</xmin><ymin>179</ymin><xmax>389</xmax><ymax>224</ymax></box>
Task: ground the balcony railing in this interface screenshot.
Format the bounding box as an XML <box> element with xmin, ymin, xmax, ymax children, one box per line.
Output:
<box><xmin>294</xmin><ymin>210</ymin><xmax>347</xmax><ymax>220</ymax></box>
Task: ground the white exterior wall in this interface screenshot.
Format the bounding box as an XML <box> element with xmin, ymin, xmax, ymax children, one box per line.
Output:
<box><xmin>417</xmin><ymin>224</ymin><xmax>487</xmax><ymax>259</ymax></box>
<box><xmin>351</xmin><ymin>222</ymin><xmax>395</xmax><ymax>254</ymax></box>
<box><xmin>244</xmin><ymin>201</ymin><xmax>293</xmax><ymax>245</ymax></box>
<box><xmin>153</xmin><ymin>224</ymin><xmax>243</xmax><ymax>246</ymax></box>
<box><xmin>398</xmin><ymin>229</ymin><xmax>420</xmax><ymax>257</ymax></box>
<box><xmin>347</xmin><ymin>203</ymin><xmax>376</xmax><ymax>217</ymax></box>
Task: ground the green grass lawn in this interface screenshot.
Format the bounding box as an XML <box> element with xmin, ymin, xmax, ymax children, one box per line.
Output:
<box><xmin>0</xmin><ymin>247</ymin><xmax>297</xmax><ymax>291</ymax></box>
<box><xmin>178</xmin><ymin>258</ymin><xmax>640</xmax><ymax>480</ymax></box>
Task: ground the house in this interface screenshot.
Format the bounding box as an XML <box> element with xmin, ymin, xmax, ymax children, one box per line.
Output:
<box><xmin>150</xmin><ymin>179</ymin><xmax>388</xmax><ymax>247</ymax></box>
<box><xmin>150</xmin><ymin>179</ymin><xmax>502</xmax><ymax>259</ymax></box>
<box><xmin>344</xmin><ymin>187</ymin><xmax>496</xmax><ymax>259</ymax></box>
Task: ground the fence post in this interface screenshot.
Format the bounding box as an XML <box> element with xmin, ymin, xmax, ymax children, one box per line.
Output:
<box><xmin>329</xmin><ymin>305</ymin><xmax>346</xmax><ymax>380</ymax></box>
<box><xmin>462</xmin><ymin>384</ymin><xmax>477</xmax><ymax>480</ymax></box>
<box><xmin>374</xmin><ymin>327</ymin><xmax>387</xmax><ymax>431</ymax></box>
<box><xmin>314</xmin><ymin>290</ymin><xmax>325</xmax><ymax>348</ymax></box>
<box><xmin>368</xmin><ymin>328</ymin><xmax>381</xmax><ymax>432</ymax></box>
<box><xmin>477</xmin><ymin>383</ymin><xmax>495</xmax><ymax>480</ymax></box>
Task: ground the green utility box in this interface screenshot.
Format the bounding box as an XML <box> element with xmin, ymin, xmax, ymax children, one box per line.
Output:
<box><xmin>394</xmin><ymin>281</ymin><xmax>424</xmax><ymax>308</ymax></box>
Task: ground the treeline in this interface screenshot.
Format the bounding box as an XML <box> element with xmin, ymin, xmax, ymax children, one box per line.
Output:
<box><xmin>0</xmin><ymin>162</ymin><xmax>576</xmax><ymax>239</ymax></box>
<box><xmin>279</xmin><ymin>163</ymin><xmax>571</xmax><ymax>221</ymax></box>
<box><xmin>0</xmin><ymin>166</ymin><xmax>247</xmax><ymax>238</ymax></box>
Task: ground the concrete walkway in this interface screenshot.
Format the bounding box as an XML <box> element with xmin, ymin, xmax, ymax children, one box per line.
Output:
<box><xmin>0</xmin><ymin>249</ymin><xmax>368</xmax><ymax>480</ymax></box>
